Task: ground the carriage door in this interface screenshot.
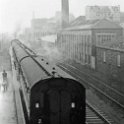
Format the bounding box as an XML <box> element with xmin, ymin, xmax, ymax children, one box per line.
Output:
<box><xmin>61</xmin><ymin>91</ymin><xmax>71</xmax><ymax>124</ymax></box>
<box><xmin>48</xmin><ymin>90</ymin><xmax>71</xmax><ymax>124</ymax></box>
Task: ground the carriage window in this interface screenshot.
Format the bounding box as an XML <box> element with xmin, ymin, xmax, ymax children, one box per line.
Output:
<box><xmin>35</xmin><ymin>103</ymin><xmax>40</xmax><ymax>108</ymax></box>
<box><xmin>71</xmin><ymin>102</ymin><xmax>75</xmax><ymax>108</ymax></box>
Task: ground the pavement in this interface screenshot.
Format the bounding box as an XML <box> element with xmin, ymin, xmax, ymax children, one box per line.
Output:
<box><xmin>0</xmin><ymin>71</ymin><xmax>17</xmax><ymax>124</ymax></box>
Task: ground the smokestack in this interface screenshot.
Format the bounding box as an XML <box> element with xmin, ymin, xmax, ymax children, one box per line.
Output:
<box><xmin>61</xmin><ymin>0</ymin><xmax>69</xmax><ymax>29</ymax></box>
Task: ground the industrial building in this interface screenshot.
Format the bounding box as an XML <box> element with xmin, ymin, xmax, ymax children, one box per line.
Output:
<box><xmin>85</xmin><ymin>5</ymin><xmax>120</xmax><ymax>22</ymax></box>
<box><xmin>57</xmin><ymin>19</ymin><xmax>123</xmax><ymax>69</ymax></box>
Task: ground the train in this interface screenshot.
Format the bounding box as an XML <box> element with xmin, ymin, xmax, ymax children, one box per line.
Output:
<box><xmin>11</xmin><ymin>39</ymin><xmax>86</xmax><ymax>124</ymax></box>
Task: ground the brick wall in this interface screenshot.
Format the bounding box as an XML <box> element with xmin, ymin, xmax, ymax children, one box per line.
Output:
<box><xmin>96</xmin><ymin>46</ymin><xmax>124</xmax><ymax>94</ymax></box>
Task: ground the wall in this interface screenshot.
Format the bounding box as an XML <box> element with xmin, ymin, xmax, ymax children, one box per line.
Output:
<box><xmin>96</xmin><ymin>46</ymin><xmax>124</xmax><ymax>94</ymax></box>
<box><xmin>57</xmin><ymin>30</ymin><xmax>92</xmax><ymax>65</ymax></box>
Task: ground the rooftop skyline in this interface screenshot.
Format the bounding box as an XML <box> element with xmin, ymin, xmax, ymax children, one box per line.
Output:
<box><xmin>0</xmin><ymin>0</ymin><xmax>124</xmax><ymax>33</ymax></box>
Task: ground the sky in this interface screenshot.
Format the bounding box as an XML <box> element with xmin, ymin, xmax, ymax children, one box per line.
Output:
<box><xmin>0</xmin><ymin>0</ymin><xmax>124</xmax><ymax>33</ymax></box>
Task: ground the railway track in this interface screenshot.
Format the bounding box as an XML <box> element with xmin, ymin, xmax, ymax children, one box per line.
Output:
<box><xmin>68</xmin><ymin>63</ymin><xmax>124</xmax><ymax>102</ymax></box>
<box><xmin>57</xmin><ymin>63</ymin><xmax>117</xmax><ymax>124</ymax></box>
<box><xmin>86</xmin><ymin>101</ymin><xmax>113</xmax><ymax>124</ymax></box>
<box><xmin>57</xmin><ymin>63</ymin><xmax>124</xmax><ymax>111</ymax></box>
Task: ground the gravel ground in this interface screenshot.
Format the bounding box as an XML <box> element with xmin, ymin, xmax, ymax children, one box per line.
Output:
<box><xmin>87</xmin><ymin>88</ymin><xmax>124</xmax><ymax>124</ymax></box>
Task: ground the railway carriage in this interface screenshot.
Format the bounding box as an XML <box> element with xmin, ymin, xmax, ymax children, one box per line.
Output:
<box><xmin>11</xmin><ymin>39</ymin><xmax>86</xmax><ymax>124</ymax></box>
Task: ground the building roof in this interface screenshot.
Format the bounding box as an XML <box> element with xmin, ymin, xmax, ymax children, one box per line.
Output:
<box><xmin>92</xmin><ymin>19</ymin><xmax>122</xmax><ymax>29</ymax></box>
<box><xmin>69</xmin><ymin>16</ymin><xmax>99</xmax><ymax>26</ymax></box>
<box><xmin>66</xmin><ymin>19</ymin><xmax>122</xmax><ymax>31</ymax></box>
<box><xmin>70</xmin><ymin>16</ymin><xmax>86</xmax><ymax>26</ymax></box>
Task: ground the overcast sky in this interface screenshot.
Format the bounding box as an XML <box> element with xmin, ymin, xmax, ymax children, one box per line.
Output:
<box><xmin>0</xmin><ymin>0</ymin><xmax>124</xmax><ymax>33</ymax></box>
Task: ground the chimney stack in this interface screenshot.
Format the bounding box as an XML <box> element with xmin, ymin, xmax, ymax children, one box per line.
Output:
<box><xmin>61</xmin><ymin>0</ymin><xmax>69</xmax><ymax>29</ymax></box>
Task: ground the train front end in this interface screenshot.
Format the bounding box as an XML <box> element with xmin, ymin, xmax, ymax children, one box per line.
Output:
<box><xmin>30</xmin><ymin>78</ymin><xmax>85</xmax><ymax>124</ymax></box>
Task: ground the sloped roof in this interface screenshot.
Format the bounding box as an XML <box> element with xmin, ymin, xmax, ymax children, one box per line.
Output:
<box><xmin>66</xmin><ymin>19</ymin><xmax>122</xmax><ymax>31</ymax></box>
<box><xmin>69</xmin><ymin>16</ymin><xmax>99</xmax><ymax>27</ymax></box>
<box><xmin>92</xmin><ymin>19</ymin><xmax>122</xmax><ymax>29</ymax></box>
<box><xmin>66</xmin><ymin>24</ymin><xmax>92</xmax><ymax>30</ymax></box>
<box><xmin>70</xmin><ymin>16</ymin><xmax>86</xmax><ymax>26</ymax></box>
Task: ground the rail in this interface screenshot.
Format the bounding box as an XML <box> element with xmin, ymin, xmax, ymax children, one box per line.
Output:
<box><xmin>58</xmin><ymin>63</ymin><xmax>124</xmax><ymax>111</ymax></box>
<box><xmin>58</xmin><ymin>64</ymin><xmax>115</xmax><ymax>124</ymax></box>
<box><xmin>86</xmin><ymin>100</ymin><xmax>113</xmax><ymax>124</ymax></box>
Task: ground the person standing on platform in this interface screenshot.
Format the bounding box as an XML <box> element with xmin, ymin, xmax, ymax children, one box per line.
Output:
<box><xmin>2</xmin><ymin>70</ymin><xmax>8</xmax><ymax>92</ymax></box>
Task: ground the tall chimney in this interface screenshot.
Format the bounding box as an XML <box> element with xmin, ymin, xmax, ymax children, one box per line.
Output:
<box><xmin>61</xmin><ymin>0</ymin><xmax>69</xmax><ymax>29</ymax></box>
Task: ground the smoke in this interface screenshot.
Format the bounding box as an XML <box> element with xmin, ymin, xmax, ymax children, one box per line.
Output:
<box><xmin>36</xmin><ymin>39</ymin><xmax>63</xmax><ymax>63</ymax></box>
<box><xmin>13</xmin><ymin>22</ymin><xmax>22</xmax><ymax>38</ymax></box>
<box><xmin>34</xmin><ymin>34</ymin><xmax>84</xmax><ymax>64</ymax></box>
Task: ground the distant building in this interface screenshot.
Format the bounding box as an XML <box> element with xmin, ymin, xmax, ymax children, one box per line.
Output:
<box><xmin>31</xmin><ymin>18</ymin><xmax>47</xmax><ymax>31</ymax></box>
<box><xmin>86</xmin><ymin>5</ymin><xmax>120</xmax><ymax>22</ymax></box>
<box><xmin>31</xmin><ymin>18</ymin><xmax>56</xmax><ymax>37</ymax></box>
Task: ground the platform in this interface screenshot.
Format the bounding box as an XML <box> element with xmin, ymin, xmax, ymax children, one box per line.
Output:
<box><xmin>0</xmin><ymin>71</ymin><xmax>17</xmax><ymax>124</ymax></box>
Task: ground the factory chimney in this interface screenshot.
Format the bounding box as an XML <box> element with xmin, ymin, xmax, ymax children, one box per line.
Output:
<box><xmin>61</xmin><ymin>0</ymin><xmax>69</xmax><ymax>29</ymax></box>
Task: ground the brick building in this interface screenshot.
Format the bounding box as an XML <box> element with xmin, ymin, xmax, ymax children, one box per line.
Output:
<box><xmin>96</xmin><ymin>46</ymin><xmax>124</xmax><ymax>94</ymax></box>
<box><xmin>57</xmin><ymin>19</ymin><xmax>123</xmax><ymax>69</ymax></box>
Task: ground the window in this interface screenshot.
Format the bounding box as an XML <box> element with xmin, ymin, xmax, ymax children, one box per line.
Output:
<box><xmin>35</xmin><ymin>103</ymin><xmax>40</xmax><ymax>108</ymax></box>
<box><xmin>103</xmin><ymin>51</ymin><xmax>106</xmax><ymax>62</ymax></box>
<box><xmin>117</xmin><ymin>54</ymin><xmax>120</xmax><ymax>67</ymax></box>
<box><xmin>96</xmin><ymin>33</ymin><xmax>115</xmax><ymax>46</ymax></box>
<box><xmin>71</xmin><ymin>102</ymin><xmax>75</xmax><ymax>108</ymax></box>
